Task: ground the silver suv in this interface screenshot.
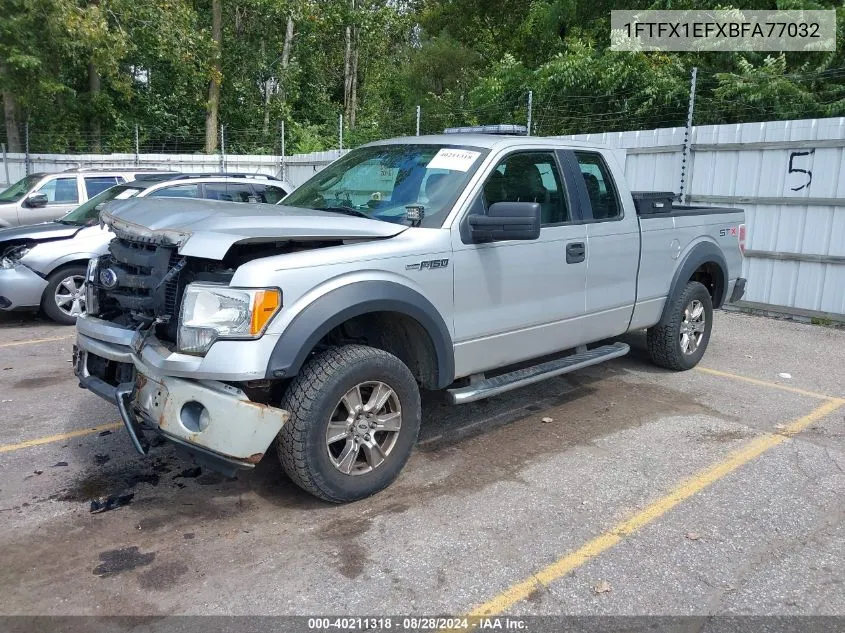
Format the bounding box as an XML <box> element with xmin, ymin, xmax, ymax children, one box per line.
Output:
<box><xmin>0</xmin><ymin>173</ymin><xmax>292</xmax><ymax>324</ymax></box>
<box><xmin>0</xmin><ymin>168</ymin><xmax>174</xmax><ymax>227</ymax></box>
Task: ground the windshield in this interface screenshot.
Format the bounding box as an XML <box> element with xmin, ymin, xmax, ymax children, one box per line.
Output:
<box><xmin>282</xmin><ymin>144</ymin><xmax>487</xmax><ymax>227</ymax></box>
<box><xmin>60</xmin><ymin>184</ymin><xmax>143</xmax><ymax>226</ymax></box>
<box><xmin>0</xmin><ymin>174</ymin><xmax>43</xmax><ymax>203</ymax></box>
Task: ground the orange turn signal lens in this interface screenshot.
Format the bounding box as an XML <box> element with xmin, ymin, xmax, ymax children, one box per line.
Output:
<box><xmin>250</xmin><ymin>289</ymin><xmax>281</xmax><ymax>335</ymax></box>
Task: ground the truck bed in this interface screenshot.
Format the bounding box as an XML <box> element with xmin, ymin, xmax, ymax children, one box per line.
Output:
<box><xmin>632</xmin><ymin>191</ymin><xmax>744</xmax><ymax>218</ymax></box>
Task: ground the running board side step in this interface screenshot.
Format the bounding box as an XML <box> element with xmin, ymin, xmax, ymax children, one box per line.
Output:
<box><xmin>447</xmin><ymin>342</ymin><xmax>630</xmax><ymax>405</ymax></box>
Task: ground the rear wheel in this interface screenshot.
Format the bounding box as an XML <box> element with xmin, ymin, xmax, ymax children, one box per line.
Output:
<box><xmin>41</xmin><ymin>265</ymin><xmax>87</xmax><ymax>325</ymax></box>
<box><xmin>276</xmin><ymin>345</ymin><xmax>421</xmax><ymax>503</ymax></box>
<box><xmin>647</xmin><ymin>281</ymin><xmax>713</xmax><ymax>371</ymax></box>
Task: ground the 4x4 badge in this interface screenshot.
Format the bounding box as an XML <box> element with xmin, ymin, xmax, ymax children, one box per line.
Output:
<box><xmin>406</xmin><ymin>259</ymin><xmax>449</xmax><ymax>271</ymax></box>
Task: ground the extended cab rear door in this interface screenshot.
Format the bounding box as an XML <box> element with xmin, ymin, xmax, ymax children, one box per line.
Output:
<box><xmin>562</xmin><ymin>150</ymin><xmax>641</xmax><ymax>341</ymax></box>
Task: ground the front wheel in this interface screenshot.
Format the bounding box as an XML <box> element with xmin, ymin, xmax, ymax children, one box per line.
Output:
<box><xmin>41</xmin><ymin>265</ymin><xmax>88</xmax><ymax>325</ymax></box>
<box><xmin>276</xmin><ymin>345</ymin><xmax>421</xmax><ymax>503</ymax></box>
<box><xmin>647</xmin><ymin>281</ymin><xmax>713</xmax><ymax>371</ymax></box>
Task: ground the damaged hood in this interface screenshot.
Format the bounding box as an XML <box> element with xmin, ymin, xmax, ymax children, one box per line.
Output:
<box><xmin>0</xmin><ymin>221</ymin><xmax>80</xmax><ymax>244</ymax></box>
<box><xmin>100</xmin><ymin>197</ymin><xmax>407</xmax><ymax>260</ymax></box>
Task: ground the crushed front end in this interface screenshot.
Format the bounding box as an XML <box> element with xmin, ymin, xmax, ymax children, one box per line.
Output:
<box><xmin>74</xmin><ymin>225</ymin><xmax>288</xmax><ymax>475</ymax></box>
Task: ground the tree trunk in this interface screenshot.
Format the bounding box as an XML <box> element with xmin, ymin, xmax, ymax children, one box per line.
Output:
<box><xmin>279</xmin><ymin>15</ymin><xmax>294</xmax><ymax>104</ymax></box>
<box><xmin>349</xmin><ymin>26</ymin><xmax>358</xmax><ymax>129</ymax></box>
<box><xmin>342</xmin><ymin>0</ymin><xmax>359</xmax><ymax>130</ymax></box>
<box><xmin>261</xmin><ymin>39</ymin><xmax>270</xmax><ymax>136</ymax></box>
<box><xmin>343</xmin><ymin>23</ymin><xmax>352</xmax><ymax>121</ymax></box>
<box><xmin>204</xmin><ymin>0</ymin><xmax>223</xmax><ymax>153</ymax></box>
<box><xmin>88</xmin><ymin>62</ymin><xmax>102</xmax><ymax>152</ymax></box>
<box><xmin>262</xmin><ymin>78</ymin><xmax>271</xmax><ymax>136</ymax></box>
<box><xmin>281</xmin><ymin>16</ymin><xmax>294</xmax><ymax>69</ymax></box>
<box><xmin>262</xmin><ymin>16</ymin><xmax>294</xmax><ymax>136</ymax></box>
<box><xmin>1</xmin><ymin>64</ymin><xmax>21</xmax><ymax>152</ymax></box>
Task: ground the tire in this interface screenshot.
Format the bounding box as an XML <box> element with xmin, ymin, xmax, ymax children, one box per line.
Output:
<box><xmin>276</xmin><ymin>345</ymin><xmax>421</xmax><ymax>503</ymax></box>
<box><xmin>41</xmin><ymin>265</ymin><xmax>88</xmax><ymax>325</ymax></box>
<box><xmin>647</xmin><ymin>281</ymin><xmax>713</xmax><ymax>371</ymax></box>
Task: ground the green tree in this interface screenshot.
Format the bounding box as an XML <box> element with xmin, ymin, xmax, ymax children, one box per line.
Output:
<box><xmin>1</xmin><ymin>0</ymin><xmax>842</xmax><ymax>154</ymax></box>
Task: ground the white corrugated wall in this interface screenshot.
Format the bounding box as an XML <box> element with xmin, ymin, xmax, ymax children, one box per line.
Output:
<box><xmin>0</xmin><ymin>149</ymin><xmax>347</xmax><ymax>189</ymax></box>
<box><xmin>3</xmin><ymin>119</ymin><xmax>843</xmax><ymax>317</ymax></box>
<box><xmin>562</xmin><ymin>117</ymin><xmax>845</xmax><ymax>319</ymax></box>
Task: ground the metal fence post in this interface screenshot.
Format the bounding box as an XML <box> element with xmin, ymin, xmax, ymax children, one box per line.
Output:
<box><xmin>1</xmin><ymin>143</ymin><xmax>8</xmax><ymax>186</ymax></box>
<box><xmin>220</xmin><ymin>124</ymin><xmax>226</xmax><ymax>173</ymax></box>
<box><xmin>280</xmin><ymin>120</ymin><xmax>286</xmax><ymax>182</ymax></box>
<box><xmin>679</xmin><ymin>67</ymin><xmax>697</xmax><ymax>204</ymax></box>
<box><xmin>416</xmin><ymin>105</ymin><xmax>421</xmax><ymax>136</ymax></box>
<box><xmin>339</xmin><ymin>114</ymin><xmax>343</xmax><ymax>151</ymax></box>
<box><xmin>24</xmin><ymin>119</ymin><xmax>30</xmax><ymax>176</ymax></box>
<box><xmin>134</xmin><ymin>124</ymin><xmax>140</xmax><ymax>167</ymax></box>
<box><xmin>527</xmin><ymin>90</ymin><xmax>533</xmax><ymax>136</ymax></box>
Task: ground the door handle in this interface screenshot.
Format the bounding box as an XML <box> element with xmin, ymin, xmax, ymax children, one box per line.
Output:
<box><xmin>566</xmin><ymin>242</ymin><xmax>586</xmax><ymax>264</ymax></box>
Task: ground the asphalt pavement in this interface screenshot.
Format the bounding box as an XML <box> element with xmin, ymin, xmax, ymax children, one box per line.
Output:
<box><xmin>0</xmin><ymin>310</ymin><xmax>843</xmax><ymax>623</ymax></box>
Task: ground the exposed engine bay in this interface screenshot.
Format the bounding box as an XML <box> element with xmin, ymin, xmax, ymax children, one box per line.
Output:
<box><xmin>90</xmin><ymin>235</ymin><xmax>343</xmax><ymax>343</ymax></box>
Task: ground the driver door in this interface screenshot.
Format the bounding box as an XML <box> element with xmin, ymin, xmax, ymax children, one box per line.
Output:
<box><xmin>450</xmin><ymin>149</ymin><xmax>588</xmax><ymax>377</ymax></box>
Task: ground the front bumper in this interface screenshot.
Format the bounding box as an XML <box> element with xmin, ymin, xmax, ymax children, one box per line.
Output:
<box><xmin>76</xmin><ymin>315</ymin><xmax>277</xmax><ymax>381</ymax></box>
<box><xmin>74</xmin><ymin>321</ymin><xmax>289</xmax><ymax>473</ymax></box>
<box><xmin>0</xmin><ymin>265</ymin><xmax>48</xmax><ymax>310</ymax></box>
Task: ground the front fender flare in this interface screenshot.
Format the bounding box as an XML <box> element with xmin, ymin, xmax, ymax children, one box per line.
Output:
<box><xmin>659</xmin><ymin>241</ymin><xmax>728</xmax><ymax>325</ymax></box>
<box><xmin>266</xmin><ymin>281</ymin><xmax>455</xmax><ymax>389</ymax></box>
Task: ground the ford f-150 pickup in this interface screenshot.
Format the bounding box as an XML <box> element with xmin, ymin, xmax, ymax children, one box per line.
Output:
<box><xmin>73</xmin><ymin>131</ymin><xmax>747</xmax><ymax>502</ymax></box>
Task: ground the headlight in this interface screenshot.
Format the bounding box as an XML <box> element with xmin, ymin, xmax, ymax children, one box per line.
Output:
<box><xmin>1</xmin><ymin>245</ymin><xmax>32</xmax><ymax>269</ymax></box>
<box><xmin>85</xmin><ymin>257</ymin><xmax>100</xmax><ymax>316</ymax></box>
<box><xmin>177</xmin><ymin>283</ymin><xmax>282</xmax><ymax>354</ymax></box>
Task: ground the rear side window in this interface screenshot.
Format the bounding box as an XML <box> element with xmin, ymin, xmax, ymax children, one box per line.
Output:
<box><xmin>253</xmin><ymin>184</ymin><xmax>288</xmax><ymax>204</ymax></box>
<box><xmin>84</xmin><ymin>176</ymin><xmax>120</xmax><ymax>198</ymax></box>
<box><xmin>36</xmin><ymin>177</ymin><xmax>79</xmax><ymax>204</ymax></box>
<box><xmin>147</xmin><ymin>184</ymin><xmax>199</xmax><ymax>199</ymax></box>
<box><xmin>574</xmin><ymin>152</ymin><xmax>621</xmax><ymax>221</ymax></box>
<box><xmin>203</xmin><ymin>182</ymin><xmax>256</xmax><ymax>203</ymax></box>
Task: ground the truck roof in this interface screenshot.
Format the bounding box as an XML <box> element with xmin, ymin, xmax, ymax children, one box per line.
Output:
<box><xmin>362</xmin><ymin>134</ymin><xmax>608</xmax><ymax>151</ymax></box>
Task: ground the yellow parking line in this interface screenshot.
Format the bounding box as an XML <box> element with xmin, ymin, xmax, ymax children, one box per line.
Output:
<box><xmin>695</xmin><ymin>366</ymin><xmax>840</xmax><ymax>401</ymax></box>
<box><xmin>0</xmin><ymin>335</ymin><xmax>74</xmax><ymax>349</ymax></box>
<box><xmin>0</xmin><ymin>422</ymin><xmax>122</xmax><ymax>454</ymax></box>
<box><xmin>467</xmin><ymin>397</ymin><xmax>844</xmax><ymax>617</ymax></box>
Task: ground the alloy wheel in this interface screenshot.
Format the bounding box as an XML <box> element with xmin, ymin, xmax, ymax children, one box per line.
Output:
<box><xmin>680</xmin><ymin>299</ymin><xmax>706</xmax><ymax>355</ymax></box>
<box><xmin>54</xmin><ymin>274</ymin><xmax>86</xmax><ymax>318</ymax></box>
<box><xmin>325</xmin><ymin>381</ymin><xmax>402</xmax><ymax>476</ymax></box>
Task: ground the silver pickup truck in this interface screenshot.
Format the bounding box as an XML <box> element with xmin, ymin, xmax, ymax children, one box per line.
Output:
<box><xmin>74</xmin><ymin>132</ymin><xmax>746</xmax><ymax>502</ymax></box>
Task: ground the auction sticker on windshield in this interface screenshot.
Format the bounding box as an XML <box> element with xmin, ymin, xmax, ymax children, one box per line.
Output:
<box><xmin>428</xmin><ymin>149</ymin><xmax>481</xmax><ymax>172</ymax></box>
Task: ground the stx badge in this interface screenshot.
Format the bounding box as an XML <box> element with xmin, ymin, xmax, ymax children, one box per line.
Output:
<box><xmin>406</xmin><ymin>259</ymin><xmax>449</xmax><ymax>271</ymax></box>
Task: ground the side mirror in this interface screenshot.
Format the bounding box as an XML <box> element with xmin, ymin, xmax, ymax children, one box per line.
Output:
<box><xmin>24</xmin><ymin>193</ymin><xmax>48</xmax><ymax>209</ymax></box>
<box><xmin>468</xmin><ymin>201</ymin><xmax>541</xmax><ymax>243</ymax></box>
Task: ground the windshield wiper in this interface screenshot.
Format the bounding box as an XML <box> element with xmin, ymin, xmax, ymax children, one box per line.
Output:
<box><xmin>54</xmin><ymin>219</ymin><xmax>81</xmax><ymax>226</ymax></box>
<box><xmin>317</xmin><ymin>206</ymin><xmax>372</xmax><ymax>219</ymax></box>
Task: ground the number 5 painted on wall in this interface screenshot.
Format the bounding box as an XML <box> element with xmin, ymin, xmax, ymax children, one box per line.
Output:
<box><xmin>788</xmin><ymin>150</ymin><xmax>815</xmax><ymax>191</ymax></box>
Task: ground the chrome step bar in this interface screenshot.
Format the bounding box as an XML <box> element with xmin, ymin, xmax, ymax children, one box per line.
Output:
<box><xmin>447</xmin><ymin>342</ymin><xmax>630</xmax><ymax>405</ymax></box>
